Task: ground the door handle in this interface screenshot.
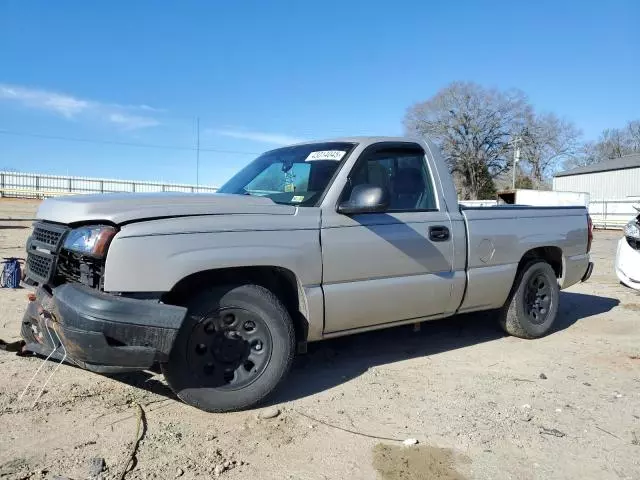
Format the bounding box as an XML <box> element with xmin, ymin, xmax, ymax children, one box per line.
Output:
<box><xmin>429</xmin><ymin>226</ymin><xmax>450</xmax><ymax>242</ymax></box>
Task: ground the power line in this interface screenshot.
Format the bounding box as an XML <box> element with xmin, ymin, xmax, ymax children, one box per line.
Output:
<box><xmin>0</xmin><ymin>128</ymin><xmax>260</xmax><ymax>155</ymax></box>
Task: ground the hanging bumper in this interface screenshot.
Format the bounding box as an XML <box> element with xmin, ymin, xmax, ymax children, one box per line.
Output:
<box><xmin>21</xmin><ymin>284</ymin><xmax>187</xmax><ymax>373</ymax></box>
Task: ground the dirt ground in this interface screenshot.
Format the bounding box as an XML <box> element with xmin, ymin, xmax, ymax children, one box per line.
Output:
<box><xmin>0</xmin><ymin>198</ymin><xmax>638</xmax><ymax>480</ymax></box>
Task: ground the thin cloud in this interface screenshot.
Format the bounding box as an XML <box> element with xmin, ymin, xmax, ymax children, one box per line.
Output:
<box><xmin>212</xmin><ymin>128</ymin><xmax>305</xmax><ymax>146</ymax></box>
<box><xmin>0</xmin><ymin>84</ymin><xmax>89</xmax><ymax>118</ymax></box>
<box><xmin>108</xmin><ymin>113</ymin><xmax>160</xmax><ymax>130</ymax></box>
<box><xmin>0</xmin><ymin>83</ymin><xmax>161</xmax><ymax>129</ymax></box>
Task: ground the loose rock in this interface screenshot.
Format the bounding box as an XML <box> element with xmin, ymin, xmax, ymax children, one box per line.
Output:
<box><xmin>521</xmin><ymin>413</ymin><xmax>534</xmax><ymax>422</ymax></box>
<box><xmin>258</xmin><ymin>407</ymin><xmax>281</xmax><ymax>419</ymax></box>
<box><xmin>403</xmin><ymin>438</ymin><xmax>419</xmax><ymax>446</ymax></box>
<box><xmin>87</xmin><ymin>457</ymin><xmax>105</xmax><ymax>479</ymax></box>
<box><xmin>539</xmin><ymin>373</ymin><xmax>548</xmax><ymax>380</ymax></box>
<box><xmin>213</xmin><ymin>464</ymin><xmax>225</xmax><ymax>476</ymax></box>
<box><xmin>540</xmin><ymin>426</ymin><xmax>566</xmax><ymax>438</ymax></box>
<box><xmin>175</xmin><ymin>467</ymin><xmax>184</xmax><ymax>478</ymax></box>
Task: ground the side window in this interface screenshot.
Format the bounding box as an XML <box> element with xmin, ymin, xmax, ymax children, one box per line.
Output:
<box><xmin>344</xmin><ymin>148</ymin><xmax>437</xmax><ymax>211</ymax></box>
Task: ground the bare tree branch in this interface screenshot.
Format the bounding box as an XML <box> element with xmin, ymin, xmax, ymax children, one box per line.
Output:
<box><xmin>519</xmin><ymin>113</ymin><xmax>581</xmax><ymax>186</ymax></box>
<box><xmin>562</xmin><ymin>119</ymin><xmax>640</xmax><ymax>170</ymax></box>
<box><xmin>404</xmin><ymin>82</ymin><xmax>531</xmax><ymax>199</ymax></box>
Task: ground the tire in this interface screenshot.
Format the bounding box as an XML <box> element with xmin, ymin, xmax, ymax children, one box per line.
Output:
<box><xmin>162</xmin><ymin>284</ymin><xmax>295</xmax><ymax>412</ymax></box>
<box><xmin>499</xmin><ymin>260</ymin><xmax>560</xmax><ymax>339</ymax></box>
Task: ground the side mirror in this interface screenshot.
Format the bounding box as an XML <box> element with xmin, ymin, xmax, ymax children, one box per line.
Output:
<box><xmin>338</xmin><ymin>184</ymin><xmax>390</xmax><ymax>215</ymax></box>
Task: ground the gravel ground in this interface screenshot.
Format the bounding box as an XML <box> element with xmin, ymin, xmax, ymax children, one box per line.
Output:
<box><xmin>0</xmin><ymin>199</ymin><xmax>639</xmax><ymax>480</ymax></box>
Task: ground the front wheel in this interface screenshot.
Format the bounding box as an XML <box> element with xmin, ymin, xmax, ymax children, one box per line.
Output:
<box><xmin>499</xmin><ymin>260</ymin><xmax>560</xmax><ymax>339</ymax></box>
<box><xmin>162</xmin><ymin>284</ymin><xmax>295</xmax><ymax>412</ymax></box>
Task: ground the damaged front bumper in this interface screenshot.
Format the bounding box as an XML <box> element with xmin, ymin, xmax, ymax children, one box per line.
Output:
<box><xmin>616</xmin><ymin>238</ymin><xmax>640</xmax><ymax>290</ymax></box>
<box><xmin>21</xmin><ymin>284</ymin><xmax>187</xmax><ymax>373</ymax></box>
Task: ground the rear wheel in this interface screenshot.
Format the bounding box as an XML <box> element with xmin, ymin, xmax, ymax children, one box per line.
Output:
<box><xmin>162</xmin><ymin>284</ymin><xmax>295</xmax><ymax>412</ymax></box>
<box><xmin>500</xmin><ymin>260</ymin><xmax>560</xmax><ymax>339</ymax></box>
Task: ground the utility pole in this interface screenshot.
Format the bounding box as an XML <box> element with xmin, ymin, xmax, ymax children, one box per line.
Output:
<box><xmin>196</xmin><ymin>117</ymin><xmax>200</xmax><ymax>188</ymax></box>
<box><xmin>512</xmin><ymin>138</ymin><xmax>521</xmax><ymax>190</ymax></box>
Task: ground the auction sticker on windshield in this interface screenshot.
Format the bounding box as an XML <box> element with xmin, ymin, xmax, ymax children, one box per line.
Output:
<box><xmin>305</xmin><ymin>150</ymin><xmax>346</xmax><ymax>161</ymax></box>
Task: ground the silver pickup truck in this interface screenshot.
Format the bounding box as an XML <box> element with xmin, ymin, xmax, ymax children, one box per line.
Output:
<box><xmin>22</xmin><ymin>136</ymin><xmax>593</xmax><ymax>412</ymax></box>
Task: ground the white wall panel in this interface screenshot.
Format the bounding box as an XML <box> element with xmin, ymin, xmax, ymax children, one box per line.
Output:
<box><xmin>553</xmin><ymin>167</ymin><xmax>640</xmax><ymax>200</ymax></box>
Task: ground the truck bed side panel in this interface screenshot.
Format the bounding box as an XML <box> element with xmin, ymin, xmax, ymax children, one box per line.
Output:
<box><xmin>459</xmin><ymin>207</ymin><xmax>589</xmax><ymax>313</ymax></box>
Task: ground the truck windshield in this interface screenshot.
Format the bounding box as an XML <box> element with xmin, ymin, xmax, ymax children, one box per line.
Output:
<box><xmin>217</xmin><ymin>142</ymin><xmax>356</xmax><ymax>206</ymax></box>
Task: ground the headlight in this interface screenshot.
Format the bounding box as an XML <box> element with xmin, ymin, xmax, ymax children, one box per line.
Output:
<box><xmin>624</xmin><ymin>221</ymin><xmax>640</xmax><ymax>240</ymax></box>
<box><xmin>63</xmin><ymin>225</ymin><xmax>116</xmax><ymax>257</ymax></box>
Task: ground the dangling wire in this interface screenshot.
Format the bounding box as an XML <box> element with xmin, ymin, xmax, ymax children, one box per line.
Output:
<box><xmin>31</xmin><ymin>324</ymin><xmax>67</xmax><ymax>408</ymax></box>
<box><xmin>18</xmin><ymin>320</ymin><xmax>67</xmax><ymax>407</ymax></box>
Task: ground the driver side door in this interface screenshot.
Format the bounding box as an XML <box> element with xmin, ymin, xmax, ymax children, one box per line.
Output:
<box><xmin>320</xmin><ymin>143</ymin><xmax>455</xmax><ymax>333</ymax></box>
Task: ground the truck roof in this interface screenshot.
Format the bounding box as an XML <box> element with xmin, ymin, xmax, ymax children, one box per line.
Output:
<box><xmin>289</xmin><ymin>136</ymin><xmax>422</xmax><ymax>147</ymax></box>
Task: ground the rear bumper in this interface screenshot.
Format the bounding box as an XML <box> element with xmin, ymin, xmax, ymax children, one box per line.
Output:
<box><xmin>561</xmin><ymin>254</ymin><xmax>592</xmax><ymax>289</ymax></box>
<box><xmin>21</xmin><ymin>284</ymin><xmax>187</xmax><ymax>373</ymax></box>
<box><xmin>581</xmin><ymin>262</ymin><xmax>594</xmax><ymax>282</ymax></box>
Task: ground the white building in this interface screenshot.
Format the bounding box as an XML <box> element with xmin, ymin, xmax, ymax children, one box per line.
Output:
<box><xmin>553</xmin><ymin>153</ymin><xmax>640</xmax><ymax>200</ymax></box>
<box><xmin>553</xmin><ymin>153</ymin><xmax>640</xmax><ymax>228</ymax></box>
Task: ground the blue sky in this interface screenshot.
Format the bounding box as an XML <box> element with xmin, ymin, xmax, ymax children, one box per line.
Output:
<box><xmin>1</xmin><ymin>0</ymin><xmax>639</xmax><ymax>186</ymax></box>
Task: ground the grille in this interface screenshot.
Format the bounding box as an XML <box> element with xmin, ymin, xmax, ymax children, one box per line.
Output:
<box><xmin>26</xmin><ymin>252</ymin><xmax>54</xmax><ymax>284</ymax></box>
<box><xmin>25</xmin><ymin>222</ymin><xmax>105</xmax><ymax>288</ymax></box>
<box><xmin>25</xmin><ymin>222</ymin><xmax>69</xmax><ymax>285</ymax></box>
<box><xmin>31</xmin><ymin>222</ymin><xmax>68</xmax><ymax>250</ymax></box>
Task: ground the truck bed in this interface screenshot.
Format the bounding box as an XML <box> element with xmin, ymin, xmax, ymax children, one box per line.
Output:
<box><xmin>457</xmin><ymin>205</ymin><xmax>590</xmax><ymax>313</ymax></box>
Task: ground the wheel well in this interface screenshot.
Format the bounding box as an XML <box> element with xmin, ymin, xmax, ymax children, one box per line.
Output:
<box><xmin>163</xmin><ymin>266</ymin><xmax>309</xmax><ymax>345</ymax></box>
<box><xmin>518</xmin><ymin>247</ymin><xmax>563</xmax><ymax>278</ymax></box>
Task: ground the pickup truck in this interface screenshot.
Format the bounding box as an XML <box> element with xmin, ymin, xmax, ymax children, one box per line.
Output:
<box><xmin>21</xmin><ymin>136</ymin><xmax>594</xmax><ymax>412</ymax></box>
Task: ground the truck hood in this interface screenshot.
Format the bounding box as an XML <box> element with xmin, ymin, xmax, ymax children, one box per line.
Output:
<box><xmin>36</xmin><ymin>192</ymin><xmax>296</xmax><ymax>225</ymax></box>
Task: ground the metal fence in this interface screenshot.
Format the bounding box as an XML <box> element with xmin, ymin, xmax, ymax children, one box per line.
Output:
<box><xmin>461</xmin><ymin>198</ymin><xmax>638</xmax><ymax>230</ymax></box>
<box><xmin>0</xmin><ymin>171</ymin><xmax>218</xmax><ymax>198</ymax></box>
<box><xmin>589</xmin><ymin>199</ymin><xmax>638</xmax><ymax>229</ymax></box>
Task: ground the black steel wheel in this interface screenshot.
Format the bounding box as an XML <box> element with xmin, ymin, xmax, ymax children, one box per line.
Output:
<box><xmin>185</xmin><ymin>307</ymin><xmax>273</xmax><ymax>390</ymax></box>
<box><xmin>162</xmin><ymin>284</ymin><xmax>295</xmax><ymax>412</ymax></box>
<box><xmin>500</xmin><ymin>260</ymin><xmax>560</xmax><ymax>339</ymax></box>
<box><xmin>524</xmin><ymin>273</ymin><xmax>552</xmax><ymax>325</ymax></box>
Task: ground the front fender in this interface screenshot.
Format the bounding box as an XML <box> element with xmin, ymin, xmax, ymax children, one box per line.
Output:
<box><xmin>104</xmin><ymin>229</ymin><xmax>322</xmax><ymax>292</ymax></box>
<box><xmin>103</xmin><ymin>212</ymin><xmax>324</xmax><ymax>340</ymax></box>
